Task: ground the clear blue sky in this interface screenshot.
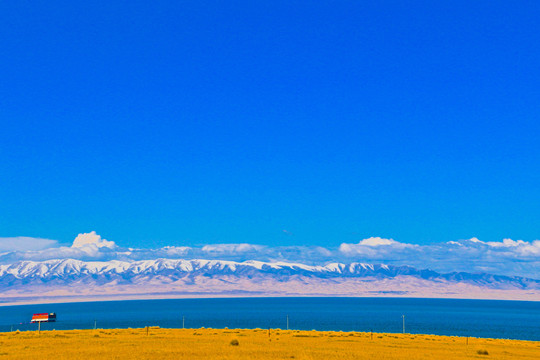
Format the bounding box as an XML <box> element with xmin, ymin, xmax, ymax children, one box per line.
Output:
<box><xmin>1</xmin><ymin>1</ymin><xmax>539</xmax><ymax>248</ymax></box>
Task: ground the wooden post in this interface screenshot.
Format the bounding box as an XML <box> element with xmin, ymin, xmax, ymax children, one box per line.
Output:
<box><xmin>370</xmin><ymin>331</ymin><xmax>373</xmax><ymax>340</ymax></box>
<box><xmin>146</xmin><ymin>326</ymin><xmax>149</xmax><ymax>336</ymax></box>
<box><xmin>402</xmin><ymin>315</ymin><xmax>405</xmax><ymax>334</ymax></box>
<box><xmin>94</xmin><ymin>320</ymin><xmax>97</xmax><ymax>330</ymax></box>
<box><xmin>286</xmin><ymin>315</ymin><xmax>289</xmax><ymax>330</ymax></box>
<box><xmin>182</xmin><ymin>316</ymin><xmax>185</xmax><ymax>329</ymax></box>
<box><xmin>38</xmin><ymin>321</ymin><xmax>41</xmax><ymax>334</ymax></box>
<box><xmin>466</xmin><ymin>337</ymin><xmax>469</xmax><ymax>345</ymax></box>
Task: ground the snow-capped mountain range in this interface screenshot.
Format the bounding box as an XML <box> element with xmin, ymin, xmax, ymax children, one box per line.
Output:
<box><xmin>1</xmin><ymin>258</ymin><xmax>539</xmax><ymax>304</ymax></box>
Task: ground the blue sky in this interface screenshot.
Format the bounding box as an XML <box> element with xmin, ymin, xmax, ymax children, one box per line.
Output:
<box><xmin>1</xmin><ymin>1</ymin><xmax>539</xmax><ymax>250</ymax></box>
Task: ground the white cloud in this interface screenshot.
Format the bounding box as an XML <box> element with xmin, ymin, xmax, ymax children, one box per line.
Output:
<box><xmin>358</xmin><ymin>237</ymin><xmax>398</xmax><ymax>246</ymax></box>
<box><xmin>338</xmin><ymin>237</ymin><xmax>416</xmax><ymax>259</ymax></box>
<box><xmin>72</xmin><ymin>231</ymin><xmax>116</xmax><ymax>249</ymax></box>
<box><xmin>0</xmin><ymin>237</ymin><xmax>59</xmax><ymax>252</ymax></box>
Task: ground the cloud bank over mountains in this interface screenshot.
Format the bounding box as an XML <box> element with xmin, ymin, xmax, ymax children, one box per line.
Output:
<box><xmin>0</xmin><ymin>237</ymin><xmax>59</xmax><ymax>252</ymax></box>
<box><xmin>0</xmin><ymin>232</ymin><xmax>539</xmax><ymax>279</ymax></box>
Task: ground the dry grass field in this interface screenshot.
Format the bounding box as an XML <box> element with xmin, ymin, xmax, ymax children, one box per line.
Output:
<box><xmin>0</xmin><ymin>327</ymin><xmax>538</xmax><ymax>359</ymax></box>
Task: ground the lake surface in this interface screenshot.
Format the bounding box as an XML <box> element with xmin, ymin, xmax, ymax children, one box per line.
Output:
<box><xmin>0</xmin><ymin>297</ymin><xmax>539</xmax><ymax>341</ymax></box>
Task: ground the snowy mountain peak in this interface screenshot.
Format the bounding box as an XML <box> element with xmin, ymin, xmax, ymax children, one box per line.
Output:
<box><xmin>1</xmin><ymin>258</ymin><xmax>539</xmax><ymax>304</ymax></box>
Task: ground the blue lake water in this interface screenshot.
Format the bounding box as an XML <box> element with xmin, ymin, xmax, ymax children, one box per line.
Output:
<box><xmin>0</xmin><ymin>297</ymin><xmax>538</xmax><ymax>341</ymax></box>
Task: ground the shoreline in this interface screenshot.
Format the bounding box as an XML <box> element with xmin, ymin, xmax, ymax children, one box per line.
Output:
<box><xmin>2</xmin><ymin>292</ymin><xmax>540</xmax><ymax>307</ymax></box>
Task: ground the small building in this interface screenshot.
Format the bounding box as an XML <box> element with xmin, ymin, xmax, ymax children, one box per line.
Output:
<box><xmin>31</xmin><ymin>313</ymin><xmax>56</xmax><ymax>323</ymax></box>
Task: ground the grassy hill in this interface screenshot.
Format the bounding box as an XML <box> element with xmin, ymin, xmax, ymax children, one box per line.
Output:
<box><xmin>1</xmin><ymin>327</ymin><xmax>538</xmax><ymax>359</ymax></box>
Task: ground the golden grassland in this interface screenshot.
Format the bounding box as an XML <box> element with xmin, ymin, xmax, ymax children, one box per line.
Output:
<box><xmin>0</xmin><ymin>327</ymin><xmax>539</xmax><ymax>359</ymax></box>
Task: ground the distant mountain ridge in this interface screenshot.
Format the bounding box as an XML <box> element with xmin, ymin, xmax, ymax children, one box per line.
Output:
<box><xmin>1</xmin><ymin>258</ymin><xmax>539</xmax><ymax>304</ymax></box>
<box><xmin>2</xmin><ymin>258</ymin><xmax>539</xmax><ymax>288</ymax></box>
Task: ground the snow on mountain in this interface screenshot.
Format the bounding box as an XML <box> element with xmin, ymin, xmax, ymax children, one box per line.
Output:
<box><xmin>1</xmin><ymin>258</ymin><xmax>539</xmax><ymax>304</ymax></box>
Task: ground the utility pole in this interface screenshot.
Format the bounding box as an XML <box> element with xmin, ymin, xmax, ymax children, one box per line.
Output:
<box><xmin>286</xmin><ymin>315</ymin><xmax>289</xmax><ymax>330</ymax></box>
<box><xmin>402</xmin><ymin>315</ymin><xmax>405</xmax><ymax>334</ymax></box>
